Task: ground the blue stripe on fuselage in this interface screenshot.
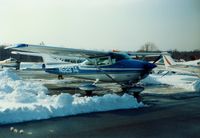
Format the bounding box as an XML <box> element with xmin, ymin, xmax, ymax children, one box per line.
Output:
<box><xmin>45</xmin><ymin>59</ymin><xmax>147</xmax><ymax>75</ymax></box>
<box><xmin>45</xmin><ymin>67</ymin><xmax>143</xmax><ymax>75</ymax></box>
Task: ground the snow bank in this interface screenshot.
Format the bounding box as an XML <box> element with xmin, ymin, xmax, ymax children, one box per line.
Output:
<box><xmin>192</xmin><ymin>80</ymin><xmax>200</xmax><ymax>92</ymax></box>
<box><xmin>141</xmin><ymin>73</ymin><xmax>200</xmax><ymax>92</ymax></box>
<box><xmin>0</xmin><ymin>69</ymin><xmax>142</xmax><ymax>125</ymax></box>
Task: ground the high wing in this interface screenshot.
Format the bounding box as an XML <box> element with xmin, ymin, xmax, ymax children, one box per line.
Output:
<box><xmin>5</xmin><ymin>43</ymin><xmax>109</xmax><ymax>58</ymax></box>
<box><xmin>127</xmin><ymin>52</ymin><xmax>170</xmax><ymax>57</ymax></box>
<box><xmin>11</xmin><ymin>51</ymin><xmax>85</xmax><ymax>65</ymax></box>
<box><xmin>6</xmin><ymin>43</ymin><xmax>171</xmax><ymax>60</ymax></box>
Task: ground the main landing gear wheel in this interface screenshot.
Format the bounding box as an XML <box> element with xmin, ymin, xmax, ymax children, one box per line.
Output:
<box><xmin>58</xmin><ymin>75</ymin><xmax>64</xmax><ymax>80</ymax></box>
<box><xmin>85</xmin><ymin>91</ymin><xmax>93</xmax><ymax>96</ymax></box>
<box><xmin>122</xmin><ymin>85</ymin><xmax>144</xmax><ymax>103</ymax></box>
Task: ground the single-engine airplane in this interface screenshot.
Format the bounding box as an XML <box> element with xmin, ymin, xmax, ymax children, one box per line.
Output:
<box><xmin>6</xmin><ymin>43</ymin><xmax>157</xmax><ymax>98</ymax></box>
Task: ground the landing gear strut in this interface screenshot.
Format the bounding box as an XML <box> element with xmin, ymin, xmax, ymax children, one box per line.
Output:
<box><xmin>16</xmin><ymin>61</ymin><xmax>20</xmax><ymax>70</ymax></box>
<box><xmin>133</xmin><ymin>92</ymin><xmax>142</xmax><ymax>103</ymax></box>
<box><xmin>122</xmin><ymin>85</ymin><xmax>144</xmax><ymax>103</ymax></box>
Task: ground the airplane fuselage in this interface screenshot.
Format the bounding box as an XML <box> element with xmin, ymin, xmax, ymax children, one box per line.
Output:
<box><xmin>45</xmin><ymin>59</ymin><xmax>156</xmax><ymax>83</ymax></box>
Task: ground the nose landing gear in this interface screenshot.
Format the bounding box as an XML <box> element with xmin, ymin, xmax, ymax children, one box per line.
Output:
<box><xmin>79</xmin><ymin>83</ymin><xmax>97</xmax><ymax>96</ymax></box>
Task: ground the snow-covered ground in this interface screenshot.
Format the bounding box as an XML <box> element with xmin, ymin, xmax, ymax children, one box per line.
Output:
<box><xmin>141</xmin><ymin>72</ymin><xmax>200</xmax><ymax>92</ymax></box>
<box><xmin>1</xmin><ymin>68</ymin><xmax>199</xmax><ymax>125</ymax></box>
<box><xmin>0</xmin><ymin>69</ymin><xmax>142</xmax><ymax>125</ymax></box>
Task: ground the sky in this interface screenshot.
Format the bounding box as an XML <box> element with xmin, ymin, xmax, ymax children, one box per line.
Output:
<box><xmin>0</xmin><ymin>0</ymin><xmax>199</xmax><ymax>51</ymax></box>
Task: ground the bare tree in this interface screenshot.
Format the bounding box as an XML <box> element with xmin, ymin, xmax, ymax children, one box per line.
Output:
<box><xmin>138</xmin><ymin>42</ymin><xmax>160</xmax><ymax>52</ymax></box>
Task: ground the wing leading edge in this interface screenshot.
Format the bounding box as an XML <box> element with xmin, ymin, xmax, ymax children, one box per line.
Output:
<box><xmin>5</xmin><ymin>43</ymin><xmax>109</xmax><ymax>58</ymax></box>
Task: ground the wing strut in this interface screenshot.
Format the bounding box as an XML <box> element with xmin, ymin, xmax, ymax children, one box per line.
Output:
<box><xmin>95</xmin><ymin>65</ymin><xmax>124</xmax><ymax>86</ymax></box>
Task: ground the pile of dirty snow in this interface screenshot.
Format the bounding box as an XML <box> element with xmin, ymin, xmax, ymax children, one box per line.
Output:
<box><xmin>0</xmin><ymin>69</ymin><xmax>142</xmax><ymax>124</ymax></box>
<box><xmin>141</xmin><ymin>74</ymin><xmax>200</xmax><ymax>92</ymax></box>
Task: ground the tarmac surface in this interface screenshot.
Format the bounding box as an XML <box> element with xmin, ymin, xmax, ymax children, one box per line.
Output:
<box><xmin>0</xmin><ymin>70</ymin><xmax>200</xmax><ymax>138</ymax></box>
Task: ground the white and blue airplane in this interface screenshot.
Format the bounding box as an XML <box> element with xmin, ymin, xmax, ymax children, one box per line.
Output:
<box><xmin>6</xmin><ymin>43</ymin><xmax>157</xmax><ymax>97</ymax></box>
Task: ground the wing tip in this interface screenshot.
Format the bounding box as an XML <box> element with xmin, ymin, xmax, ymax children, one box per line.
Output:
<box><xmin>4</xmin><ymin>43</ymin><xmax>29</xmax><ymax>49</ymax></box>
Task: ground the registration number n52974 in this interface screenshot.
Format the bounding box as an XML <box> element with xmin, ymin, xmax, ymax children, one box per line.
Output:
<box><xmin>59</xmin><ymin>66</ymin><xmax>79</xmax><ymax>73</ymax></box>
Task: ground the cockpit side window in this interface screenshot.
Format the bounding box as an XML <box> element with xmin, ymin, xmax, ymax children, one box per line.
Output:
<box><xmin>83</xmin><ymin>53</ymin><xmax>130</xmax><ymax>66</ymax></box>
<box><xmin>96</xmin><ymin>57</ymin><xmax>111</xmax><ymax>66</ymax></box>
<box><xmin>83</xmin><ymin>56</ymin><xmax>111</xmax><ymax>66</ymax></box>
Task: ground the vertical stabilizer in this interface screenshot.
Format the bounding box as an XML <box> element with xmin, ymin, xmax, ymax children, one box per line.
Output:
<box><xmin>163</xmin><ymin>55</ymin><xmax>176</xmax><ymax>67</ymax></box>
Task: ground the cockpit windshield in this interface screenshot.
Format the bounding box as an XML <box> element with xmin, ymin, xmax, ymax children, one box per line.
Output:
<box><xmin>109</xmin><ymin>52</ymin><xmax>131</xmax><ymax>62</ymax></box>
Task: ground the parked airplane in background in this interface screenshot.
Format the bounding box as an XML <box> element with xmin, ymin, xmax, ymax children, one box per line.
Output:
<box><xmin>6</xmin><ymin>43</ymin><xmax>157</xmax><ymax>99</ymax></box>
<box><xmin>162</xmin><ymin>55</ymin><xmax>200</xmax><ymax>77</ymax></box>
<box><xmin>0</xmin><ymin>57</ymin><xmax>20</xmax><ymax>70</ymax></box>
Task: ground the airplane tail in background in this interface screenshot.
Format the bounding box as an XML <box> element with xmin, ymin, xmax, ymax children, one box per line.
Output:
<box><xmin>163</xmin><ymin>55</ymin><xmax>176</xmax><ymax>67</ymax></box>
